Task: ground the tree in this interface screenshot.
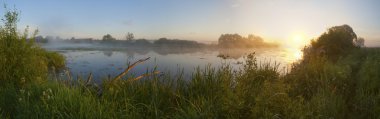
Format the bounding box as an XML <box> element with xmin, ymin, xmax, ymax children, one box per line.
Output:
<box><xmin>248</xmin><ymin>34</ymin><xmax>263</xmax><ymax>43</ymax></box>
<box><xmin>305</xmin><ymin>24</ymin><xmax>360</xmax><ymax>61</ymax></box>
<box><xmin>126</xmin><ymin>32</ymin><xmax>134</xmax><ymax>41</ymax></box>
<box><xmin>45</xmin><ymin>35</ymin><xmax>54</xmax><ymax>40</ymax></box>
<box><xmin>135</xmin><ymin>39</ymin><xmax>151</xmax><ymax>45</ymax></box>
<box><xmin>154</xmin><ymin>38</ymin><xmax>169</xmax><ymax>45</ymax></box>
<box><xmin>218</xmin><ymin>34</ymin><xmax>275</xmax><ymax>48</ymax></box>
<box><xmin>218</xmin><ymin>34</ymin><xmax>243</xmax><ymax>47</ymax></box>
<box><xmin>34</xmin><ymin>35</ymin><xmax>47</xmax><ymax>43</ymax></box>
<box><xmin>102</xmin><ymin>34</ymin><xmax>116</xmax><ymax>41</ymax></box>
<box><xmin>354</xmin><ymin>37</ymin><xmax>365</xmax><ymax>47</ymax></box>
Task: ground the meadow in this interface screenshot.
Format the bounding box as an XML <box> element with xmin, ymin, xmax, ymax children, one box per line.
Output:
<box><xmin>1</xmin><ymin>10</ymin><xmax>379</xmax><ymax>119</ymax></box>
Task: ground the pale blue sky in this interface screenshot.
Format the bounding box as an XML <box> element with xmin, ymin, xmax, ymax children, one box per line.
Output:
<box><xmin>2</xmin><ymin>0</ymin><xmax>380</xmax><ymax>46</ymax></box>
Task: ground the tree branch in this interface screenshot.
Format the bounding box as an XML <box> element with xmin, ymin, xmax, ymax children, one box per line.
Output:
<box><xmin>113</xmin><ymin>57</ymin><xmax>150</xmax><ymax>81</ymax></box>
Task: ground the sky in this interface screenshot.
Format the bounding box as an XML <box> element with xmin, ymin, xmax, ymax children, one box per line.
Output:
<box><xmin>1</xmin><ymin>0</ymin><xmax>380</xmax><ymax>46</ymax></box>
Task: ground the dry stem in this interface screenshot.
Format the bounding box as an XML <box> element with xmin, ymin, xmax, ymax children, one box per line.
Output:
<box><xmin>113</xmin><ymin>57</ymin><xmax>151</xmax><ymax>81</ymax></box>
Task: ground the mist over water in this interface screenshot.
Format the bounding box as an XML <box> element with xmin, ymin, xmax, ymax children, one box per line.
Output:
<box><xmin>41</xmin><ymin>41</ymin><xmax>301</xmax><ymax>81</ymax></box>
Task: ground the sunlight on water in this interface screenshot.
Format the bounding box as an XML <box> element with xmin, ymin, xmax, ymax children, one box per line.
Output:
<box><xmin>55</xmin><ymin>47</ymin><xmax>306</xmax><ymax>81</ymax></box>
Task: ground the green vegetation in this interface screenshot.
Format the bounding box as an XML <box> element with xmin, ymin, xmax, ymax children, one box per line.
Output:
<box><xmin>218</xmin><ymin>34</ymin><xmax>278</xmax><ymax>48</ymax></box>
<box><xmin>153</xmin><ymin>37</ymin><xmax>204</xmax><ymax>47</ymax></box>
<box><xmin>1</xmin><ymin>10</ymin><xmax>379</xmax><ymax>119</ymax></box>
<box><xmin>102</xmin><ymin>34</ymin><xmax>116</xmax><ymax>41</ymax></box>
<box><xmin>0</xmin><ymin>9</ymin><xmax>65</xmax><ymax>117</ymax></box>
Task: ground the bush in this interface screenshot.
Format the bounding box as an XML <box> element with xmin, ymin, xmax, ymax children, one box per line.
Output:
<box><xmin>0</xmin><ymin>8</ymin><xmax>65</xmax><ymax>117</ymax></box>
<box><xmin>44</xmin><ymin>51</ymin><xmax>65</xmax><ymax>71</ymax></box>
<box><xmin>0</xmin><ymin>9</ymin><xmax>47</xmax><ymax>87</ymax></box>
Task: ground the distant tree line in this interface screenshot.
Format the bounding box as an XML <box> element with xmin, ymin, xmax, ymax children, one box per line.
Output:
<box><xmin>36</xmin><ymin>32</ymin><xmax>277</xmax><ymax>49</ymax></box>
<box><xmin>153</xmin><ymin>38</ymin><xmax>201</xmax><ymax>47</ymax></box>
<box><xmin>218</xmin><ymin>34</ymin><xmax>277</xmax><ymax>48</ymax></box>
<box><xmin>99</xmin><ymin>33</ymin><xmax>205</xmax><ymax>47</ymax></box>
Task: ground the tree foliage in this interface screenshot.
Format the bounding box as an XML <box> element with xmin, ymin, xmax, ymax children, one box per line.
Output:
<box><xmin>126</xmin><ymin>32</ymin><xmax>134</xmax><ymax>40</ymax></box>
<box><xmin>154</xmin><ymin>38</ymin><xmax>201</xmax><ymax>47</ymax></box>
<box><xmin>102</xmin><ymin>34</ymin><xmax>116</xmax><ymax>41</ymax></box>
<box><xmin>303</xmin><ymin>24</ymin><xmax>364</xmax><ymax>61</ymax></box>
<box><xmin>354</xmin><ymin>37</ymin><xmax>365</xmax><ymax>47</ymax></box>
<box><xmin>218</xmin><ymin>34</ymin><xmax>276</xmax><ymax>48</ymax></box>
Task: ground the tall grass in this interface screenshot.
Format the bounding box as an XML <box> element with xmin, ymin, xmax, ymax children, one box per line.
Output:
<box><xmin>0</xmin><ymin>8</ymin><xmax>65</xmax><ymax>117</ymax></box>
<box><xmin>13</xmin><ymin>48</ymin><xmax>379</xmax><ymax>118</ymax></box>
<box><xmin>10</xmin><ymin>52</ymin><xmax>283</xmax><ymax>118</ymax></box>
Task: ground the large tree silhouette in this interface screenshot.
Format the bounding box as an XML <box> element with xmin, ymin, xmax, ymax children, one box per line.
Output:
<box><xmin>102</xmin><ymin>34</ymin><xmax>116</xmax><ymax>41</ymax></box>
<box><xmin>304</xmin><ymin>24</ymin><xmax>363</xmax><ymax>61</ymax></box>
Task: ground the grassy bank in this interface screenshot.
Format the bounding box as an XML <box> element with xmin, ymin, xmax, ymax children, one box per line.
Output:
<box><xmin>1</xmin><ymin>48</ymin><xmax>379</xmax><ymax>118</ymax></box>
<box><xmin>1</xmin><ymin>9</ymin><xmax>380</xmax><ymax>118</ymax></box>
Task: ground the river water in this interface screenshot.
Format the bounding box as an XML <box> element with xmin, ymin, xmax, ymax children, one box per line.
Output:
<box><xmin>45</xmin><ymin>45</ymin><xmax>302</xmax><ymax>82</ymax></box>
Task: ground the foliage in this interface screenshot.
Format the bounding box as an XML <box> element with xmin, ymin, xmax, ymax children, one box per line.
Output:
<box><xmin>154</xmin><ymin>37</ymin><xmax>203</xmax><ymax>47</ymax></box>
<box><xmin>354</xmin><ymin>37</ymin><xmax>365</xmax><ymax>47</ymax></box>
<box><xmin>218</xmin><ymin>33</ymin><xmax>277</xmax><ymax>48</ymax></box>
<box><xmin>285</xmin><ymin>25</ymin><xmax>378</xmax><ymax>118</ymax></box>
<box><xmin>303</xmin><ymin>24</ymin><xmax>362</xmax><ymax>61</ymax></box>
<box><xmin>34</xmin><ymin>35</ymin><xmax>48</xmax><ymax>43</ymax></box>
<box><xmin>0</xmin><ymin>9</ymin><xmax>48</xmax><ymax>87</ymax></box>
<box><xmin>44</xmin><ymin>51</ymin><xmax>66</xmax><ymax>71</ymax></box>
<box><xmin>102</xmin><ymin>34</ymin><xmax>116</xmax><ymax>41</ymax></box>
<box><xmin>0</xmin><ymin>8</ymin><xmax>66</xmax><ymax>117</ymax></box>
<box><xmin>126</xmin><ymin>32</ymin><xmax>134</xmax><ymax>40</ymax></box>
<box><xmin>3</xmin><ymin>47</ymin><xmax>380</xmax><ymax>118</ymax></box>
<box><xmin>134</xmin><ymin>39</ymin><xmax>151</xmax><ymax>45</ymax></box>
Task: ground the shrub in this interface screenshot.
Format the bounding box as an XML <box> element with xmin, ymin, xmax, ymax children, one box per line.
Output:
<box><xmin>44</xmin><ymin>51</ymin><xmax>65</xmax><ymax>71</ymax></box>
<box><xmin>0</xmin><ymin>9</ymin><xmax>47</xmax><ymax>86</ymax></box>
<box><xmin>0</xmin><ymin>8</ymin><xmax>65</xmax><ymax>117</ymax></box>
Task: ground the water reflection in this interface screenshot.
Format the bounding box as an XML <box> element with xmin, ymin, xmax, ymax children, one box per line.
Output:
<box><xmin>56</xmin><ymin>47</ymin><xmax>302</xmax><ymax>82</ymax></box>
<box><xmin>103</xmin><ymin>50</ymin><xmax>113</xmax><ymax>57</ymax></box>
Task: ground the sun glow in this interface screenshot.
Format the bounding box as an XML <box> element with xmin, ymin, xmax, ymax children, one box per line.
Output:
<box><xmin>293</xmin><ymin>49</ymin><xmax>303</xmax><ymax>60</ymax></box>
<box><xmin>284</xmin><ymin>33</ymin><xmax>309</xmax><ymax>61</ymax></box>
<box><xmin>291</xmin><ymin>34</ymin><xmax>308</xmax><ymax>49</ymax></box>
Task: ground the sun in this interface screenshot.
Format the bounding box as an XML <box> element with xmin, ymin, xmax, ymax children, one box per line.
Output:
<box><xmin>283</xmin><ymin>33</ymin><xmax>309</xmax><ymax>61</ymax></box>
<box><xmin>291</xmin><ymin>34</ymin><xmax>307</xmax><ymax>49</ymax></box>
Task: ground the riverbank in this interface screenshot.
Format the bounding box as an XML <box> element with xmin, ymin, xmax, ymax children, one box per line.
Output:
<box><xmin>0</xmin><ymin>48</ymin><xmax>378</xmax><ymax>118</ymax></box>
